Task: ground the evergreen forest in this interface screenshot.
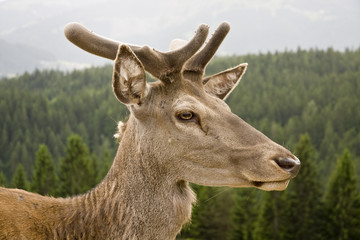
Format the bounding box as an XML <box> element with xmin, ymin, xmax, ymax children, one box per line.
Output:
<box><xmin>0</xmin><ymin>47</ymin><xmax>359</xmax><ymax>239</ymax></box>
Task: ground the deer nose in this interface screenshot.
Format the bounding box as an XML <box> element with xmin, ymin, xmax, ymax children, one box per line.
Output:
<box><xmin>275</xmin><ymin>157</ymin><xmax>301</xmax><ymax>175</ymax></box>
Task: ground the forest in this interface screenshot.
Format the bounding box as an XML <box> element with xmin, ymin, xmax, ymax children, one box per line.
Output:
<box><xmin>0</xmin><ymin>47</ymin><xmax>359</xmax><ymax>239</ymax></box>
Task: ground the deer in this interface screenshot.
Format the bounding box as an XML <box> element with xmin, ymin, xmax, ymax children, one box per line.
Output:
<box><xmin>0</xmin><ymin>22</ymin><xmax>300</xmax><ymax>239</ymax></box>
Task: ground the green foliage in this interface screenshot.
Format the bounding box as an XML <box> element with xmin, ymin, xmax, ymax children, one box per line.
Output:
<box><xmin>324</xmin><ymin>149</ymin><xmax>360</xmax><ymax>239</ymax></box>
<box><xmin>58</xmin><ymin>134</ymin><xmax>93</xmax><ymax>197</ymax></box>
<box><xmin>0</xmin><ymin>171</ymin><xmax>6</xmax><ymax>187</ymax></box>
<box><xmin>31</xmin><ymin>144</ymin><xmax>57</xmax><ymax>196</ymax></box>
<box><xmin>0</xmin><ymin>66</ymin><xmax>126</xmax><ymax>180</ymax></box>
<box><xmin>88</xmin><ymin>154</ymin><xmax>99</xmax><ymax>188</ymax></box>
<box><xmin>253</xmin><ymin>192</ymin><xmax>281</xmax><ymax>240</ymax></box>
<box><xmin>181</xmin><ymin>186</ymin><xmax>232</xmax><ymax>240</ymax></box>
<box><xmin>279</xmin><ymin>134</ymin><xmax>323</xmax><ymax>240</ymax></box>
<box><xmin>11</xmin><ymin>163</ymin><xmax>29</xmax><ymax>190</ymax></box>
<box><xmin>229</xmin><ymin>189</ymin><xmax>259</xmax><ymax>240</ymax></box>
<box><xmin>97</xmin><ymin>150</ymin><xmax>112</xmax><ymax>183</ymax></box>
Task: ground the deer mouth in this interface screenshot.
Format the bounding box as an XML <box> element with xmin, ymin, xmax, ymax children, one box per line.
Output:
<box><xmin>252</xmin><ymin>179</ymin><xmax>290</xmax><ymax>191</ymax></box>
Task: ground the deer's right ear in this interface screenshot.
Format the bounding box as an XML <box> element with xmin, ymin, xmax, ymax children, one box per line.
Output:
<box><xmin>203</xmin><ymin>63</ymin><xmax>247</xmax><ymax>100</ymax></box>
<box><xmin>113</xmin><ymin>45</ymin><xmax>148</xmax><ymax>105</ymax></box>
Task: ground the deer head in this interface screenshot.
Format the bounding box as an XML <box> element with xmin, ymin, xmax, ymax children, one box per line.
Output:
<box><xmin>64</xmin><ymin>22</ymin><xmax>300</xmax><ymax>191</ymax></box>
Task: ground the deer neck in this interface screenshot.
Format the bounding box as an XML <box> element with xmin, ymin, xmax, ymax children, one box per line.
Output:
<box><xmin>70</xmin><ymin>117</ymin><xmax>195</xmax><ymax>239</ymax></box>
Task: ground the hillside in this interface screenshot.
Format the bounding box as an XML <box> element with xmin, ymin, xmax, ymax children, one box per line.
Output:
<box><xmin>1</xmin><ymin>47</ymin><xmax>359</xmax><ymax>239</ymax></box>
<box><xmin>0</xmin><ymin>47</ymin><xmax>359</xmax><ymax>182</ymax></box>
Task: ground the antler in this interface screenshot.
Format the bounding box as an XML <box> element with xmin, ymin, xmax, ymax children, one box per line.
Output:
<box><xmin>184</xmin><ymin>22</ymin><xmax>230</xmax><ymax>76</ymax></box>
<box><xmin>64</xmin><ymin>22</ymin><xmax>209</xmax><ymax>82</ymax></box>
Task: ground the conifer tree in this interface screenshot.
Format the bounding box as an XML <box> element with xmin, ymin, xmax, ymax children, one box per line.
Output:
<box><xmin>89</xmin><ymin>154</ymin><xmax>98</xmax><ymax>188</ymax></box>
<box><xmin>229</xmin><ymin>188</ymin><xmax>258</xmax><ymax>240</ymax></box>
<box><xmin>188</xmin><ymin>186</ymin><xmax>232</xmax><ymax>240</ymax></box>
<box><xmin>31</xmin><ymin>144</ymin><xmax>57</xmax><ymax>196</ymax></box>
<box><xmin>58</xmin><ymin>134</ymin><xmax>92</xmax><ymax>197</ymax></box>
<box><xmin>11</xmin><ymin>163</ymin><xmax>29</xmax><ymax>190</ymax></box>
<box><xmin>324</xmin><ymin>149</ymin><xmax>360</xmax><ymax>239</ymax></box>
<box><xmin>253</xmin><ymin>191</ymin><xmax>280</xmax><ymax>240</ymax></box>
<box><xmin>0</xmin><ymin>171</ymin><xmax>7</xmax><ymax>187</ymax></box>
<box><xmin>253</xmin><ymin>134</ymin><xmax>324</xmax><ymax>240</ymax></box>
<box><xmin>97</xmin><ymin>150</ymin><xmax>112</xmax><ymax>183</ymax></box>
<box><xmin>279</xmin><ymin>133</ymin><xmax>323</xmax><ymax>240</ymax></box>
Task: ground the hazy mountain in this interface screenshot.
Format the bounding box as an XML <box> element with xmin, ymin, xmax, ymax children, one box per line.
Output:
<box><xmin>0</xmin><ymin>39</ymin><xmax>94</xmax><ymax>77</ymax></box>
<box><xmin>0</xmin><ymin>39</ymin><xmax>55</xmax><ymax>77</ymax></box>
<box><xmin>0</xmin><ymin>0</ymin><xmax>359</xmax><ymax>76</ymax></box>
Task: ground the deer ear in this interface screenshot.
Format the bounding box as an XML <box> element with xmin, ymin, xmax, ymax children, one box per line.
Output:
<box><xmin>203</xmin><ymin>63</ymin><xmax>247</xmax><ymax>100</ymax></box>
<box><xmin>113</xmin><ymin>45</ymin><xmax>148</xmax><ymax>105</ymax></box>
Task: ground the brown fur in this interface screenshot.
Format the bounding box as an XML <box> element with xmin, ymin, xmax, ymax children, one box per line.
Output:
<box><xmin>0</xmin><ymin>117</ymin><xmax>195</xmax><ymax>239</ymax></box>
<box><xmin>0</xmin><ymin>22</ymin><xmax>300</xmax><ymax>239</ymax></box>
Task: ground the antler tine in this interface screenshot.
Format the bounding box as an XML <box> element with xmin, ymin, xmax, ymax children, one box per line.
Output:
<box><xmin>184</xmin><ymin>22</ymin><xmax>231</xmax><ymax>75</ymax></box>
<box><xmin>165</xmin><ymin>24</ymin><xmax>209</xmax><ymax>68</ymax></box>
<box><xmin>64</xmin><ymin>22</ymin><xmax>209</xmax><ymax>82</ymax></box>
<box><xmin>132</xmin><ymin>24</ymin><xmax>209</xmax><ymax>82</ymax></box>
<box><xmin>65</xmin><ymin>22</ymin><xmax>121</xmax><ymax>60</ymax></box>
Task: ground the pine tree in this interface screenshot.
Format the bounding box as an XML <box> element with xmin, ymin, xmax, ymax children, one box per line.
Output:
<box><xmin>97</xmin><ymin>150</ymin><xmax>112</xmax><ymax>183</ymax></box>
<box><xmin>279</xmin><ymin>133</ymin><xmax>323</xmax><ymax>240</ymax></box>
<box><xmin>11</xmin><ymin>163</ymin><xmax>29</xmax><ymax>190</ymax></box>
<box><xmin>187</xmin><ymin>186</ymin><xmax>232</xmax><ymax>240</ymax></box>
<box><xmin>319</xmin><ymin>121</ymin><xmax>338</xmax><ymax>180</ymax></box>
<box><xmin>58</xmin><ymin>134</ymin><xmax>92</xmax><ymax>197</ymax></box>
<box><xmin>324</xmin><ymin>149</ymin><xmax>360</xmax><ymax>239</ymax></box>
<box><xmin>0</xmin><ymin>171</ymin><xmax>7</xmax><ymax>187</ymax></box>
<box><xmin>89</xmin><ymin>154</ymin><xmax>99</xmax><ymax>188</ymax></box>
<box><xmin>31</xmin><ymin>144</ymin><xmax>57</xmax><ymax>196</ymax></box>
<box><xmin>229</xmin><ymin>188</ymin><xmax>258</xmax><ymax>240</ymax></box>
<box><xmin>253</xmin><ymin>191</ymin><xmax>281</xmax><ymax>240</ymax></box>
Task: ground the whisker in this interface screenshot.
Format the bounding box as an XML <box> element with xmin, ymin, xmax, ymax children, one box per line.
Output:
<box><xmin>204</xmin><ymin>187</ymin><xmax>233</xmax><ymax>203</ymax></box>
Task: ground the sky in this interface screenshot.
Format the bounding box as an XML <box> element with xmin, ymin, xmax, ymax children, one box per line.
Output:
<box><xmin>0</xmin><ymin>0</ymin><xmax>359</xmax><ymax>69</ymax></box>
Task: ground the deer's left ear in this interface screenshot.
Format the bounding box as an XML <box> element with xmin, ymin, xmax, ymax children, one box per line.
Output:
<box><xmin>113</xmin><ymin>44</ymin><xmax>148</xmax><ymax>105</ymax></box>
<box><xmin>203</xmin><ymin>63</ymin><xmax>247</xmax><ymax>100</ymax></box>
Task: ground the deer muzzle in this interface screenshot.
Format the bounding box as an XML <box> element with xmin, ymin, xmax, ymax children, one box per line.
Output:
<box><xmin>275</xmin><ymin>157</ymin><xmax>301</xmax><ymax>176</ymax></box>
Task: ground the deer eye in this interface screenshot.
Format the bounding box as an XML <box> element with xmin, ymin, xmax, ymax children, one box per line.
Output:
<box><xmin>177</xmin><ymin>111</ymin><xmax>194</xmax><ymax>121</ymax></box>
